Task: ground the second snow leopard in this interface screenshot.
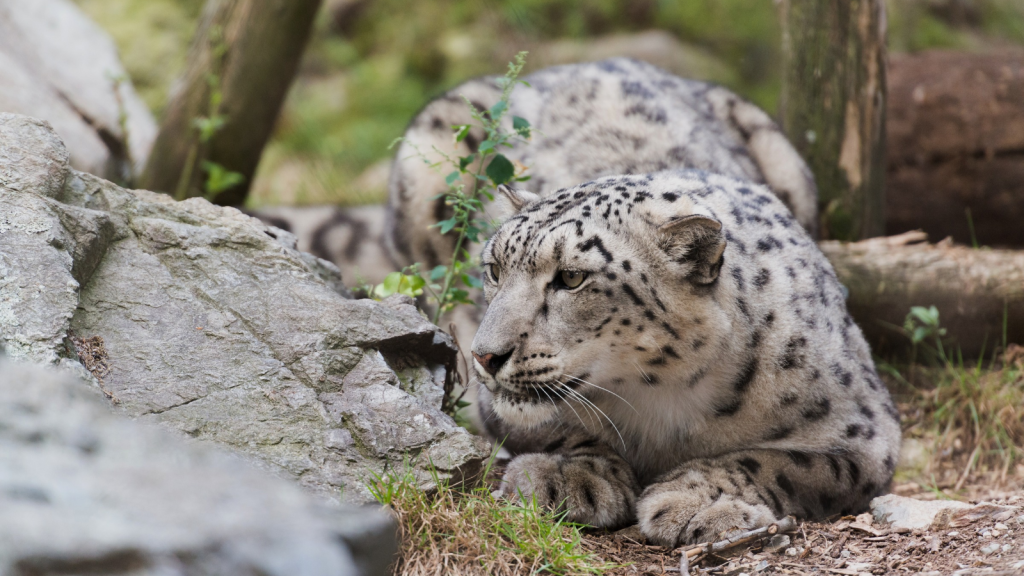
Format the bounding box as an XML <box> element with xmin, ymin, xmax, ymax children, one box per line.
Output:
<box><xmin>252</xmin><ymin>58</ymin><xmax>819</xmax><ymax>291</ymax></box>
<box><xmin>386</xmin><ymin>57</ymin><xmax>819</xmax><ymax>277</ymax></box>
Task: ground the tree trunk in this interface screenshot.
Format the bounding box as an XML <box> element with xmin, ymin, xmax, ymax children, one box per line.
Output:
<box><xmin>821</xmin><ymin>232</ymin><xmax>1024</xmax><ymax>358</ymax></box>
<box><xmin>779</xmin><ymin>0</ymin><xmax>887</xmax><ymax>241</ymax></box>
<box><xmin>139</xmin><ymin>0</ymin><xmax>322</xmax><ymax>205</ymax></box>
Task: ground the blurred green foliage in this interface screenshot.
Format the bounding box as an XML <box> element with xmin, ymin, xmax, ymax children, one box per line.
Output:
<box><xmin>75</xmin><ymin>0</ymin><xmax>1024</xmax><ymax>207</ymax></box>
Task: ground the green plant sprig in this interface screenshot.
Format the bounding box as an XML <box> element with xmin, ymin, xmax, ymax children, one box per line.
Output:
<box><xmin>377</xmin><ymin>51</ymin><xmax>533</xmax><ymax>326</ymax></box>
<box><xmin>175</xmin><ymin>25</ymin><xmax>245</xmax><ymax>201</ymax></box>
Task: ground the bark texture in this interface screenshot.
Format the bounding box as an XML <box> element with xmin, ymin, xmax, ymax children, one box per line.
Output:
<box><xmin>780</xmin><ymin>0</ymin><xmax>887</xmax><ymax>241</ymax></box>
<box><xmin>886</xmin><ymin>50</ymin><xmax>1024</xmax><ymax>248</ymax></box>
<box><xmin>821</xmin><ymin>232</ymin><xmax>1024</xmax><ymax>357</ymax></box>
<box><xmin>139</xmin><ymin>0</ymin><xmax>321</xmax><ymax>205</ymax></box>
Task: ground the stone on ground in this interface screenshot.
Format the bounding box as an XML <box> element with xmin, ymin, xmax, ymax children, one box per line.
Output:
<box><xmin>871</xmin><ymin>494</ymin><xmax>975</xmax><ymax>530</ymax></box>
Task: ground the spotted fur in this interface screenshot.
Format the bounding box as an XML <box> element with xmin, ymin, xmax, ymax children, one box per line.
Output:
<box><xmin>472</xmin><ymin>171</ymin><xmax>900</xmax><ymax>546</ymax></box>
<box><xmin>387</xmin><ymin>57</ymin><xmax>818</xmax><ymax>274</ymax></box>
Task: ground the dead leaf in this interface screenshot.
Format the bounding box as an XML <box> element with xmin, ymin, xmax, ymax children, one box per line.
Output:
<box><xmin>848</xmin><ymin>522</ymin><xmax>884</xmax><ymax>536</ymax></box>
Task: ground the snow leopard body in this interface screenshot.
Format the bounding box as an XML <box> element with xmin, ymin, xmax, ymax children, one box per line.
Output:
<box><xmin>471</xmin><ymin>171</ymin><xmax>899</xmax><ymax>545</ymax></box>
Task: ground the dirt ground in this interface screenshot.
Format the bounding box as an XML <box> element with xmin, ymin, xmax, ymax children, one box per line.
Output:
<box><xmin>574</xmin><ymin>483</ymin><xmax>1024</xmax><ymax>576</ymax></box>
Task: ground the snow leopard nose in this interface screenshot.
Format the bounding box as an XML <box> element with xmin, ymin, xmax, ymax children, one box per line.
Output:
<box><xmin>472</xmin><ymin>350</ymin><xmax>513</xmax><ymax>377</ymax></box>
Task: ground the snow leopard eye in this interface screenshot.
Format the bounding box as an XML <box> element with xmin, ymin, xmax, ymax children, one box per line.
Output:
<box><xmin>485</xmin><ymin>264</ymin><xmax>500</xmax><ymax>283</ymax></box>
<box><xmin>557</xmin><ymin>270</ymin><xmax>586</xmax><ymax>289</ymax></box>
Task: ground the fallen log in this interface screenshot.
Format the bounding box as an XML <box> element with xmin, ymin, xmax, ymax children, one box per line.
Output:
<box><xmin>820</xmin><ymin>231</ymin><xmax>1024</xmax><ymax>357</ymax></box>
<box><xmin>886</xmin><ymin>50</ymin><xmax>1024</xmax><ymax>248</ymax></box>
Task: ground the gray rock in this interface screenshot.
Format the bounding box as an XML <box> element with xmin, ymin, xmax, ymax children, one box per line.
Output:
<box><xmin>870</xmin><ymin>494</ymin><xmax>973</xmax><ymax>530</ymax></box>
<box><xmin>0</xmin><ymin>0</ymin><xmax>157</xmax><ymax>180</ymax></box>
<box><xmin>0</xmin><ymin>113</ymin><xmax>490</xmax><ymax>503</ymax></box>
<box><xmin>0</xmin><ymin>357</ymin><xmax>395</xmax><ymax>576</ymax></box>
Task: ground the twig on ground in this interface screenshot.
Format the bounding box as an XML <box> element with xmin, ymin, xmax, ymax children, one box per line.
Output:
<box><xmin>681</xmin><ymin>516</ymin><xmax>798</xmax><ymax>561</ymax></box>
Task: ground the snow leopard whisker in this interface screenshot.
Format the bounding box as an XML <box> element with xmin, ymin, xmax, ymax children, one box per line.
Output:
<box><xmin>560</xmin><ymin>383</ymin><xmax>627</xmax><ymax>450</ymax></box>
<box><xmin>632</xmin><ymin>361</ymin><xmax>653</xmax><ymax>384</ymax></box>
<box><xmin>557</xmin><ymin>384</ymin><xmax>602</xmax><ymax>430</ymax></box>
<box><xmin>563</xmin><ymin>375</ymin><xmax>639</xmax><ymax>415</ymax></box>
<box><xmin>547</xmin><ymin>382</ymin><xmax>592</xmax><ymax>433</ymax></box>
<box><xmin>537</xmin><ymin>383</ymin><xmax>561</xmax><ymax>413</ymax></box>
<box><xmin>551</xmin><ymin>382</ymin><xmax>602</xmax><ymax>434</ymax></box>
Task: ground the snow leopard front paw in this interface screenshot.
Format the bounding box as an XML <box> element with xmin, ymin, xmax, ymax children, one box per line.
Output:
<box><xmin>637</xmin><ymin>488</ymin><xmax>775</xmax><ymax>547</ymax></box>
<box><xmin>501</xmin><ymin>452</ymin><xmax>636</xmax><ymax>528</ymax></box>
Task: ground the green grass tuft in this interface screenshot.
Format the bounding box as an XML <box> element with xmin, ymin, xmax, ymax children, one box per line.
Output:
<box><xmin>368</xmin><ymin>459</ymin><xmax>617</xmax><ymax>576</ymax></box>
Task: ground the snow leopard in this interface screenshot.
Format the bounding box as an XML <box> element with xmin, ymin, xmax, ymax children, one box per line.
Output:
<box><xmin>471</xmin><ymin>172</ymin><xmax>900</xmax><ymax>546</ymax></box>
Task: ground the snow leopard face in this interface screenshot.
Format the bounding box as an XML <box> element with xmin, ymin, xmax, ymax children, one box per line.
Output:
<box><xmin>472</xmin><ymin>177</ymin><xmax>730</xmax><ymax>428</ymax></box>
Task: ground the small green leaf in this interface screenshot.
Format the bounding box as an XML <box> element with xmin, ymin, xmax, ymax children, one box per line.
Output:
<box><xmin>463</xmin><ymin>274</ymin><xmax>483</xmax><ymax>289</ymax></box>
<box><xmin>486</xmin><ymin>154</ymin><xmax>515</xmax><ymax>185</ymax></box>
<box><xmin>478</xmin><ymin>139</ymin><xmax>496</xmax><ymax>155</ymax></box>
<box><xmin>459</xmin><ymin>154</ymin><xmax>476</xmax><ymax>171</ymax></box>
<box><xmin>201</xmin><ymin>161</ymin><xmax>244</xmax><ymax>195</ymax></box>
<box><xmin>378</xmin><ymin>272</ymin><xmax>402</xmax><ymax>298</ymax></box>
<box><xmin>439</xmin><ymin>218</ymin><xmax>457</xmax><ymax>234</ymax></box>
<box><xmin>450</xmin><ymin>289</ymin><xmax>472</xmax><ymax>304</ymax></box>
<box><xmin>445</xmin><ymin>171</ymin><xmax>461</xmax><ymax>185</ymax></box>
<box><xmin>453</xmin><ymin>124</ymin><xmax>471</xmax><ymax>142</ymax></box>
<box><xmin>430</xmin><ymin>265</ymin><xmax>447</xmax><ymax>281</ymax></box>
<box><xmin>513</xmin><ymin>115</ymin><xmax>531</xmax><ymax>137</ymax></box>
<box><xmin>401</xmin><ymin>274</ymin><xmax>426</xmax><ymax>297</ymax></box>
<box><xmin>489</xmin><ymin>100</ymin><xmax>507</xmax><ymax>118</ymax></box>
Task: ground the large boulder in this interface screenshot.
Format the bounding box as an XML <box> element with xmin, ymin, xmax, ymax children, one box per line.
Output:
<box><xmin>0</xmin><ymin>357</ymin><xmax>395</xmax><ymax>576</ymax></box>
<box><xmin>0</xmin><ymin>113</ymin><xmax>490</xmax><ymax>503</ymax></box>
<box><xmin>0</xmin><ymin>0</ymin><xmax>157</xmax><ymax>181</ymax></box>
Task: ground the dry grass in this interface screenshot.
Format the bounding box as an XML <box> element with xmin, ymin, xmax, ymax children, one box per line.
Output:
<box><xmin>368</xmin><ymin>462</ymin><xmax>617</xmax><ymax>576</ymax></box>
<box><xmin>887</xmin><ymin>343</ymin><xmax>1024</xmax><ymax>494</ymax></box>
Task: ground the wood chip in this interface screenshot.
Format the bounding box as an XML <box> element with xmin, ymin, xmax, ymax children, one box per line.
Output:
<box><xmin>848</xmin><ymin>522</ymin><xmax>885</xmax><ymax>537</ymax></box>
<box><xmin>830</xmin><ymin>533</ymin><xmax>849</xmax><ymax>558</ymax></box>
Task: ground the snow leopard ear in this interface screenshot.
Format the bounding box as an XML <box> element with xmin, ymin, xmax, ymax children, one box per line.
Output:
<box><xmin>659</xmin><ymin>214</ymin><xmax>727</xmax><ymax>285</ymax></box>
<box><xmin>497</xmin><ymin>184</ymin><xmax>540</xmax><ymax>213</ymax></box>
